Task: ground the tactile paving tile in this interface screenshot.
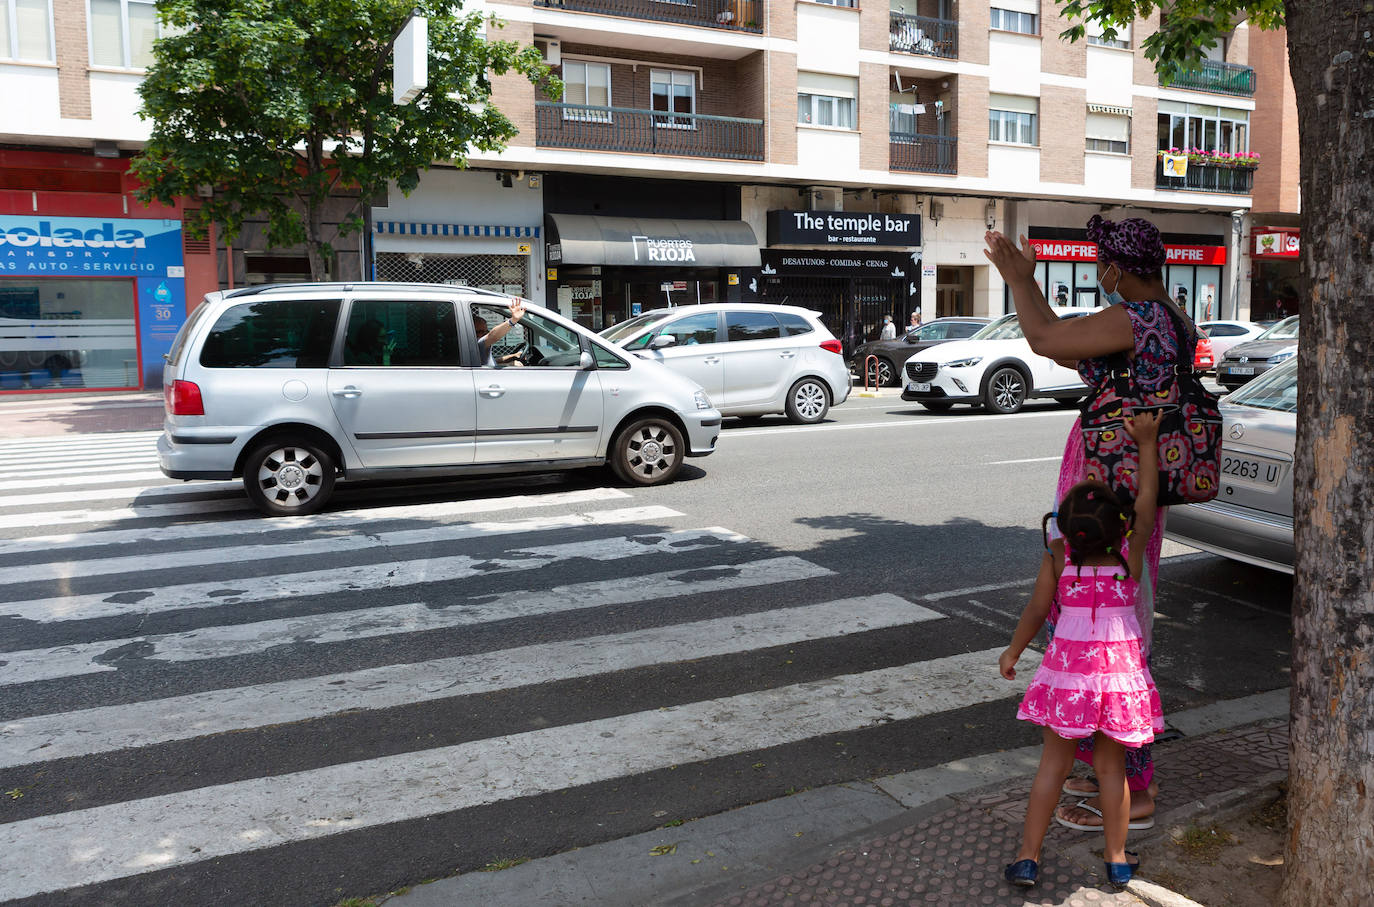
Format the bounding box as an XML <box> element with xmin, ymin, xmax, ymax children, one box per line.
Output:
<box><xmin>713</xmin><ymin>804</ymin><xmax>1145</xmax><ymax>906</ymax></box>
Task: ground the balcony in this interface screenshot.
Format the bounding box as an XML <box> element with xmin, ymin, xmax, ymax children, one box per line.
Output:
<box><xmin>890</xmin><ymin>134</ymin><xmax>957</xmax><ymax>174</ymax></box>
<box><xmin>889</xmin><ymin>13</ymin><xmax>958</xmax><ymax>59</ymax></box>
<box><xmin>535</xmin><ymin>103</ymin><xmax>765</xmax><ymax>161</ymax></box>
<box><xmin>1164</xmin><ymin>60</ymin><xmax>1256</xmax><ymax>97</ymax></box>
<box><xmin>1155</xmin><ymin>160</ymin><xmax>1255</xmax><ymax>194</ymax></box>
<box><xmin>533</xmin><ymin>0</ymin><xmax>763</xmax><ymax>33</ymax></box>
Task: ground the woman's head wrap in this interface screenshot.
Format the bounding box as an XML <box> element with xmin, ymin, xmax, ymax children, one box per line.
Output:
<box><xmin>1086</xmin><ymin>214</ymin><xmax>1166</xmax><ymax>277</ymax></box>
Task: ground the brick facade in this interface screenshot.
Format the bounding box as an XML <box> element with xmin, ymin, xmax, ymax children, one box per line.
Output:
<box><xmin>1225</xmin><ymin>22</ymin><xmax>1249</xmax><ymax>66</ymax></box>
<box><xmin>1130</xmin><ymin>94</ymin><xmax>1159</xmax><ymax>190</ymax></box>
<box><xmin>54</xmin><ymin>0</ymin><xmax>91</xmax><ymax>120</ymax></box>
<box><xmin>1039</xmin><ymin>2</ymin><xmax>1087</xmax><ymax>78</ymax></box>
<box><xmin>554</xmin><ymin>44</ymin><xmax>762</xmax><ymax>121</ymax></box>
<box><xmin>766</xmin><ymin>0</ymin><xmax>796</xmax><ymax>41</ymax></box>
<box><xmin>1132</xmin><ymin>13</ymin><xmax>1161</xmax><ymax>86</ymax></box>
<box><xmin>1248</xmin><ymin>27</ymin><xmax>1299</xmax><ymax>214</ymax></box>
<box><xmin>858</xmin><ymin>63</ymin><xmax>888</xmax><ymax>171</ymax></box>
<box><xmin>958</xmin><ymin>0</ymin><xmax>989</xmax><ymax>65</ymax></box>
<box><xmin>956</xmin><ymin>74</ymin><xmax>989</xmax><ymax>178</ymax></box>
<box><xmin>489</xmin><ymin>20</ymin><xmax>538</xmax><ymax>147</ymax></box>
<box><xmin>767</xmin><ymin>51</ymin><xmax>798</xmax><ymax>165</ymax></box>
<box><xmin>1039</xmin><ymin>85</ymin><xmax>1086</xmax><ymax>184</ymax></box>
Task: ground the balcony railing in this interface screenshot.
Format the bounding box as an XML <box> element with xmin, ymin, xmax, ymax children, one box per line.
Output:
<box><xmin>889</xmin><ymin>13</ymin><xmax>958</xmax><ymax>59</ymax></box>
<box><xmin>1164</xmin><ymin>59</ymin><xmax>1256</xmax><ymax>97</ymax></box>
<box><xmin>1155</xmin><ymin>160</ymin><xmax>1255</xmax><ymax>194</ymax></box>
<box><xmin>535</xmin><ymin>103</ymin><xmax>765</xmax><ymax>161</ymax></box>
<box><xmin>533</xmin><ymin>0</ymin><xmax>762</xmax><ymax>33</ymax></box>
<box><xmin>890</xmin><ymin>134</ymin><xmax>957</xmax><ymax>174</ymax></box>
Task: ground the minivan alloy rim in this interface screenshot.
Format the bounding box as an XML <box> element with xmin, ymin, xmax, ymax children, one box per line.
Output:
<box><xmin>257</xmin><ymin>446</ymin><xmax>325</xmax><ymax>506</ymax></box>
<box><xmin>626</xmin><ymin>426</ymin><xmax>676</xmax><ymax>477</ymax></box>
<box><xmin>993</xmin><ymin>371</ymin><xmax>1024</xmax><ymax>409</ymax></box>
<box><xmin>794</xmin><ymin>383</ymin><xmax>826</xmax><ymax>419</ymax></box>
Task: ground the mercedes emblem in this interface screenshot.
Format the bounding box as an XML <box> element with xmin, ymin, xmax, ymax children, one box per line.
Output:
<box><xmin>1230</xmin><ymin>423</ymin><xmax>1245</xmax><ymax>440</ymax></box>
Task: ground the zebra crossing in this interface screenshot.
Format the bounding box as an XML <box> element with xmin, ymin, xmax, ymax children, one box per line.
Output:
<box><xmin>0</xmin><ymin>430</ymin><xmax>1035</xmax><ymax>906</ymax></box>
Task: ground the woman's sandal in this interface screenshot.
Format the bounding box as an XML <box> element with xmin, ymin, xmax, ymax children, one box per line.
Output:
<box><xmin>1004</xmin><ymin>858</ymin><xmax>1038</xmax><ymax>888</ymax></box>
<box><xmin>1104</xmin><ymin>851</ymin><xmax>1141</xmax><ymax>890</ymax></box>
<box><xmin>1055</xmin><ymin>798</ymin><xmax>1156</xmax><ymax>831</ymax></box>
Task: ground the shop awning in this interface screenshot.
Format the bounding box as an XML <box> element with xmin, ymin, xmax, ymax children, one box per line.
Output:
<box><xmin>545</xmin><ymin>214</ymin><xmax>761</xmax><ymax>267</ymax></box>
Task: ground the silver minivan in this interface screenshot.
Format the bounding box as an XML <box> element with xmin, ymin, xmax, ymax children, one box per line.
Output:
<box><xmin>158</xmin><ymin>283</ymin><xmax>721</xmax><ymax>516</ymax></box>
<box><xmin>599</xmin><ymin>303</ymin><xmax>851</xmax><ymax>423</ymax></box>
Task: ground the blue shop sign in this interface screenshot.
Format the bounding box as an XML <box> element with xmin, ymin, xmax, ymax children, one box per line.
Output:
<box><xmin>0</xmin><ymin>216</ymin><xmax>187</xmax><ymax>389</ymax></box>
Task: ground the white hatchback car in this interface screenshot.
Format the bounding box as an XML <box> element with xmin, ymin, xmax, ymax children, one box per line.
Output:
<box><xmin>900</xmin><ymin>309</ymin><xmax>1096</xmax><ymax>414</ymax></box>
<box><xmin>600</xmin><ymin>304</ymin><xmax>851</xmax><ymax>423</ymax></box>
<box><xmin>1198</xmin><ymin>320</ymin><xmax>1265</xmax><ymax>363</ymax></box>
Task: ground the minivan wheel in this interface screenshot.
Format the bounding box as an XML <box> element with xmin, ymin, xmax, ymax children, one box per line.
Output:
<box><xmin>611</xmin><ymin>418</ymin><xmax>685</xmax><ymax>486</ymax></box>
<box><xmin>785</xmin><ymin>378</ymin><xmax>830</xmax><ymax>424</ymax></box>
<box><xmin>243</xmin><ymin>440</ymin><xmax>337</xmax><ymax>516</ymax></box>
<box><xmin>984</xmin><ymin>366</ymin><xmax>1028</xmax><ymax>414</ymax></box>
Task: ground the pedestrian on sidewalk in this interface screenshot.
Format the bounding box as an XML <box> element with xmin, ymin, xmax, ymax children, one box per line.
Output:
<box><xmin>998</xmin><ymin>411</ymin><xmax>1166</xmax><ymax>890</ymax></box>
<box><xmin>985</xmin><ymin>215</ymin><xmax>1198</xmax><ymax>831</ymax></box>
<box><xmin>879</xmin><ymin>315</ymin><xmax>897</xmax><ymax>340</ymax></box>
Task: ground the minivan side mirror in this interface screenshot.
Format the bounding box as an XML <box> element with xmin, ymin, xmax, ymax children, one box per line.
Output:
<box><xmin>649</xmin><ymin>334</ymin><xmax>677</xmax><ymax>350</ymax></box>
<box><xmin>579</xmin><ymin>350</ymin><xmax>595</xmax><ymax>370</ymax></box>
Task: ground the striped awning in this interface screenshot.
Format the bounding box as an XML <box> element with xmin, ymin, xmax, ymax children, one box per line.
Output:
<box><xmin>373</xmin><ymin>222</ymin><xmax>541</xmax><ymax>238</ymax></box>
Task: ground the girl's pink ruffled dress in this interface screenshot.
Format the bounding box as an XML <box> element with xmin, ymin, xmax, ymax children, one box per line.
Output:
<box><xmin>1017</xmin><ymin>560</ymin><xmax>1165</xmax><ymax>745</ymax></box>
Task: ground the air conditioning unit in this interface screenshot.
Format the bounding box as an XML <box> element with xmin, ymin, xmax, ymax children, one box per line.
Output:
<box><xmin>534</xmin><ymin>37</ymin><xmax>560</xmax><ymax>66</ymax></box>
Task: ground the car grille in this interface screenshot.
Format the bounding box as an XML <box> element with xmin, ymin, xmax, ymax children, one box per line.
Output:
<box><xmin>906</xmin><ymin>362</ymin><xmax>938</xmax><ymax>381</ymax></box>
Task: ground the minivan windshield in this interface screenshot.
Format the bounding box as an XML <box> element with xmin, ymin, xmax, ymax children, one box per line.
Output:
<box><xmin>601</xmin><ymin>312</ymin><xmax>671</xmax><ymax>343</ymax></box>
<box><xmin>1227</xmin><ymin>357</ymin><xmax>1298</xmax><ymax>413</ymax></box>
<box><xmin>1256</xmin><ymin>315</ymin><xmax>1299</xmax><ymax>341</ymax></box>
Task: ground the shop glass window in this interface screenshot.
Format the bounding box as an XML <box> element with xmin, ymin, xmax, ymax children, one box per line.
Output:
<box><xmin>90</xmin><ymin>0</ymin><xmax>159</xmax><ymax>69</ymax></box>
<box><xmin>989</xmin><ymin>8</ymin><xmax>1037</xmax><ymax>34</ymax></box>
<box><xmin>2</xmin><ymin>0</ymin><xmax>53</xmax><ymax>62</ymax></box>
<box><xmin>651</xmin><ymin>69</ymin><xmax>695</xmax><ymax>128</ymax></box>
<box><xmin>988</xmin><ymin>95</ymin><xmax>1038</xmax><ymax>145</ymax></box>
<box><xmin>776</xmin><ymin>313</ymin><xmax>815</xmax><ymax>337</ymax></box>
<box><xmin>562</xmin><ymin>60</ymin><xmax>611</xmax><ymax>120</ymax></box>
<box><xmin>0</xmin><ymin>277</ymin><xmax>138</xmax><ymax>390</ymax></box>
<box><xmin>797</xmin><ymin>93</ymin><xmax>857</xmax><ymax>130</ymax></box>
<box><xmin>1085</xmin><ymin>112</ymin><xmax>1130</xmax><ymax>154</ymax></box>
<box><xmin>660</xmin><ymin>312</ymin><xmax>718</xmax><ymax>346</ymax></box>
<box><xmin>726</xmin><ymin>312</ymin><xmax>781</xmax><ymax>342</ymax></box>
<box><xmin>201</xmin><ymin>299</ymin><xmax>341</xmax><ymax>369</ymax></box>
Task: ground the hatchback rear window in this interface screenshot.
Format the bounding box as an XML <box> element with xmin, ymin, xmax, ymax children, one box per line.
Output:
<box><xmin>776</xmin><ymin>313</ymin><xmax>814</xmax><ymax>337</ymax></box>
<box><xmin>199</xmin><ymin>299</ymin><xmax>341</xmax><ymax>369</ymax></box>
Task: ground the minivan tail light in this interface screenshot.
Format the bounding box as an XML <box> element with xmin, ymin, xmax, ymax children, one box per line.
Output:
<box><xmin>165</xmin><ymin>379</ymin><xmax>205</xmax><ymax>416</ymax></box>
<box><xmin>820</xmin><ymin>339</ymin><xmax>843</xmax><ymax>355</ymax></box>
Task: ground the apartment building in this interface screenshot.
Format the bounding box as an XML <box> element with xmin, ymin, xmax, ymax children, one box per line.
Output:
<box><xmin>0</xmin><ymin>0</ymin><xmax>1265</xmax><ymax>393</ymax></box>
<box><xmin>1244</xmin><ymin>25</ymin><xmax>1300</xmax><ymax>322</ymax></box>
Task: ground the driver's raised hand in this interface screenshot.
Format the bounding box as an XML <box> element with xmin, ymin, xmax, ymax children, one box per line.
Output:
<box><xmin>508</xmin><ymin>299</ymin><xmax>526</xmax><ymax>323</ymax></box>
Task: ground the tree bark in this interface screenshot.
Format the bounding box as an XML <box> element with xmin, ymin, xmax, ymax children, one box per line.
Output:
<box><xmin>1282</xmin><ymin>2</ymin><xmax>1374</xmax><ymax>903</ymax></box>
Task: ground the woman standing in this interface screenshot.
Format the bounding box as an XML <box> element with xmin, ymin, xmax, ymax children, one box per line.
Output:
<box><xmin>984</xmin><ymin>215</ymin><xmax>1199</xmax><ymax>831</ymax></box>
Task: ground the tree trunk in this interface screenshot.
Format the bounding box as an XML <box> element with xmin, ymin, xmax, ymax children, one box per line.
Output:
<box><xmin>1281</xmin><ymin>2</ymin><xmax>1374</xmax><ymax>904</ymax></box>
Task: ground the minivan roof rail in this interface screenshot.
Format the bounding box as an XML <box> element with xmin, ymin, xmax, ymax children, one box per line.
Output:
<box><xmin>222</xmin><ymin>282</ymin><xmax>517</xmax><ymax>300</ymax></box>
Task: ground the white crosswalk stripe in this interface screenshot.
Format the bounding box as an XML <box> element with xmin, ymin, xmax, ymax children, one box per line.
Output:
<box><xmin>0</xmin><ymin>430</ymin><xmax>1021</xmax><ymax>904</ymax></box>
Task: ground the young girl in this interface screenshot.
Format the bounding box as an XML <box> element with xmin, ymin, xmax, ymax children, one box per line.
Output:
<box><xmin>999</xmin><ymin>411</ymin><xmax>1166</xmax><ymax>890</ymax></box>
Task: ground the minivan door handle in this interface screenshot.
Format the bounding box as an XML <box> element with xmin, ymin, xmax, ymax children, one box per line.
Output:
<box><xmin>703</xmin><ymin>356</ymin><xmax>721</xmax><ymax>365</ymax></box>
<box><xmin>778</xmin><ymin>351</ymin><xmax>797</xmax><ymax>359</ymax></box>
<box><xmin>480</xmin><ymin>384</ymin><xmax>506</xmax><ymax>398</ymax></box>
<box><xmin>332</xmin><ymin>386</ymin><xmax>363</xmax><ymax>399</ymax></box>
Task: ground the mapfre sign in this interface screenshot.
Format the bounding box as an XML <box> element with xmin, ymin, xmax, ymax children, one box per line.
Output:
<box><xmin>1030</xmin><ymin>239</ymin><xmax>1227</xmax><ymax>265</ymax></box>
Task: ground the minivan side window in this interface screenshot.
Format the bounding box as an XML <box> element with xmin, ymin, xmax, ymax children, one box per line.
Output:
<box><xmin>726</xmin><ymin>311</ymin><xmax>781</xmax><ymax>342</ymax></box>
<box><xmin>199</xmin><ymin>299</ymin><xmax>341</xmax><ymax>369</ymax></box>
<box><xmin>660</xmin><ymin>312</ymin><xmax>719</xmax><ymax>346</ymax></box>
<box><xmin>344</xmin><ymin>299</ymin><xmax>459</xmax><ymax>367</ymax></box>
<box><xmin>776</xmin><ymin>313</ymin><xmax>814</xmax><ymax>337</ymax></box>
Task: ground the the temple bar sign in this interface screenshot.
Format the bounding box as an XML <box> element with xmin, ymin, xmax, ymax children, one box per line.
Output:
<box><xmin>768</xmin><ymin>210</ymin><xmax>921</xmax><ymax>247</ymax></box>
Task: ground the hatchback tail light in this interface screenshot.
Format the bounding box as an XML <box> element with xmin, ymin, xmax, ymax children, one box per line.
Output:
<box><xmin>820</xmin><ymin>339</ymin><xmax>843</xmax><ymax>355</ymax></box>
<box><xmin>165</xmin><ymin>379</ymin><xmax>205</xmax><ymax>416</ymax></box>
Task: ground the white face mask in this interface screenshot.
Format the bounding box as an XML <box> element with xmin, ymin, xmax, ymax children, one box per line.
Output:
<box><xmin>1097</xmin><ymin>264</ymin><xmax>1125</xmax><ymax>304</ymax></box>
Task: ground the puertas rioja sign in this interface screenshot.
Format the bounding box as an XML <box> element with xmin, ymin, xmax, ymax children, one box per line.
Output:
<box><xmin>767</xmin><ymin>210</ymin><xmax>921</xmax><ymax>247</ymax></box>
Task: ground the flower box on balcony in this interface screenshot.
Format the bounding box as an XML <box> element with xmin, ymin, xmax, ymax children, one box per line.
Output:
<box><xmin>1158</xmin><ymin>148</ymin><xmax>1260</xmax><ymax>169</ymax></box>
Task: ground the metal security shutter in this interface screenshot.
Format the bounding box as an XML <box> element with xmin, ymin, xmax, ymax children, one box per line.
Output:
<box><xmin>375</xmin><ymin>253</ymin><xmax>529</xmax><ymax>298</ymax></box>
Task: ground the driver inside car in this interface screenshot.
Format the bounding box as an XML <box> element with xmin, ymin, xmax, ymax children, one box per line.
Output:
<box><xmin>473</xmin><ymin>300</ymin><xmax>527</xmax><ymax>367</ymax></box>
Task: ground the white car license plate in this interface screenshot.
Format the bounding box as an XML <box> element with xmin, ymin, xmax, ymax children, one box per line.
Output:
<box><xmin>1221</xmin><ymin>452</ymin><xmax>1285</xmax><ymax>488</ymax></box>
<box><xmin>908</xmin><ymin>382</ymin><xmax>931</xmax><ymax>392</ymax></box>
<box><xmin>1228</xmin><ymin>366</ymin><xmax>1256</xmax><ymax>376</ymax></box>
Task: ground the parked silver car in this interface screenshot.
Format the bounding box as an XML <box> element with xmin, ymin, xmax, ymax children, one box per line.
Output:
<box><xmin>1216</xmin><ymin>315</ymin><xmax>1298</xmax><ymax>391</ymax></box>
<box><xmin>1166</xmin><ymin>357</ymin><xmax>1296</xmax><ymax>574</ymax></box>
<box><xmin>600</xmin><ymin>303</ymin><xmax>851</xmax><ymax>423</ymax></box>
<box><xmin>158</xmin><ymin>283</ymin><xmax>721</xmax><ymax>515</ymax></box>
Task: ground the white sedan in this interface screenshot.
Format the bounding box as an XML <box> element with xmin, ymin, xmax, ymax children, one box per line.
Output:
<box><xmin>900</xmin><ymin>309</ymin><xmax>1095</xmax><ymax>414</ymax></box>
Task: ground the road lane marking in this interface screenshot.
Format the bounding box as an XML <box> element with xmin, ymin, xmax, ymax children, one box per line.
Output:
<box><xmin>0</xmin><ymin>594</ymin><xmax>938</xmax><ymax>768</ymax></box>
<box><xmin>0</xmin><ymin>505</ymin><xmax>680</xmax><ymax>586</ymax></box>
<box><xmin>0</xmin><ymin>470</ymin><xmax>184</xmax><ymax>492</ymax></box>
<box><xmin>0</xmin><ymin>524</ymin><xmax>763</xmax><ymax>681</ymax></box>
<box><xmin>0</xmin><ymin>646</ymin><xmax>1031</xmax><ymax>900</ymax></box>
<box><xmin>0</xmin><ymin>480</ymin><xmax>242</xmax><ymax>510</ymax></box>
<box><xmin>0</xmin><ymin>499</ymin><xmax>247</xmax><ymax>531</ymax></box>
<box><xmin>987</xmin><ymin>456</ymin><xmax>1063</xmax><ymax>465</ymax></box>
<box><xmin>0</xmin><ymin>487</ymin><xmax>632</xmax><ymax>556</ymax></box>
<box><xmin>725</xmin><ymin>409</ymin><xmax>1074</xmax><ymax>438</ymax></box>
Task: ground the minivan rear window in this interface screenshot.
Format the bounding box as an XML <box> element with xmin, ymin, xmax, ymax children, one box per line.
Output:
<box><xmin>166</xmin><ymin>300</ymin><xmax>215</xmax><ymax>367</ymax></box>
<box><xmin>199</xmin><ymin>299</ymin><xmax>341</xmax><ymax>369</ymax></box>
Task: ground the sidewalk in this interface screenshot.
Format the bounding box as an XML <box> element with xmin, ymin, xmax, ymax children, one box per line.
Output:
<box><xmin>387</xmin><ymin>689</ymin><xmax>1288</xmax><ymax>907</ymax></box>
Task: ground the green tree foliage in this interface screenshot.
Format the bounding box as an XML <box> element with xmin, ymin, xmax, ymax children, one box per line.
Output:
<box><xmin>131</xmin><ymin>0</ymin><xmax>555</xmax><ymax>278</ymax></box>
<box><xmin>1054</xmin><ymin>1</ymin><xmax>1285</xmax><ymax>77</ymax></box>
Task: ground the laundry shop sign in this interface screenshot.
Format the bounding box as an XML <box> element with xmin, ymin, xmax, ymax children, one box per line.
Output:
<box><xmin>767</xmin><ymin>210</ymin><xmax>921</xmax><ymax>247</ymax></box>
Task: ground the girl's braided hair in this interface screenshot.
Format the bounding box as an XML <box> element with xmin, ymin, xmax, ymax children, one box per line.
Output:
<box><xmin>1042</xmin><ymin>480</ymin><xmax>1132</xmax><ymax>576</ymax></box>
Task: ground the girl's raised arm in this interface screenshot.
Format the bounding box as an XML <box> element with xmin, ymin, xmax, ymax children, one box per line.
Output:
<box><xmin>999</xmin><ymin>546</ymin><xmax>1063</xmax><ymax>680</ymax></box>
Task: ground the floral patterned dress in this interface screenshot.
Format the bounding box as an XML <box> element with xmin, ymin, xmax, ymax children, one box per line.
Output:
<box><xmin>1017</xmin><ymin>558</ymin><xmax>1166</xmax><ymax>745</ymax></box>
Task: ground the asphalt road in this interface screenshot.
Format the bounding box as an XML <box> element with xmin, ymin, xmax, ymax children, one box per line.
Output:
<box><xmin>0</xmin><ymin>393</ymin><xmax>1292</xmax><ymax>906</ymax></box>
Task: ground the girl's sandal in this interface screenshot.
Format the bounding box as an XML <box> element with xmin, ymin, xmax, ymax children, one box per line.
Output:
<box><xmin>1104</xmin><ymin>851</ymin><xmax>1141</xmax><ymax>890</ymax></box>
<box><xmin>1004</xmin><ymin>859</ymin><xmax>1038</xmax><ymax>888</ymax></box>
